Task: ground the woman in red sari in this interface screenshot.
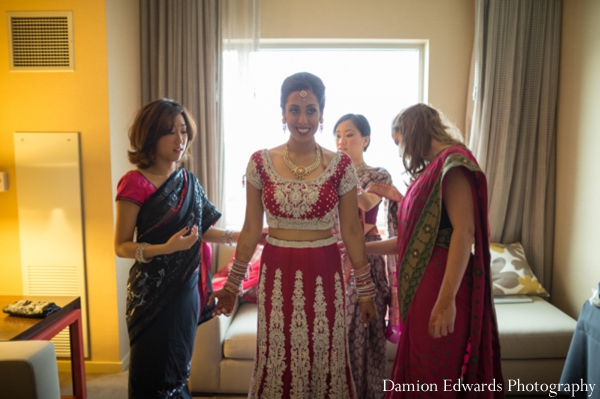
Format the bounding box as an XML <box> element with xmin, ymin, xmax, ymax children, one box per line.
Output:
<box><xmin>366</xmin><ymin>104</ymin><xmax>504</xmax><ymax>398</ymax></box>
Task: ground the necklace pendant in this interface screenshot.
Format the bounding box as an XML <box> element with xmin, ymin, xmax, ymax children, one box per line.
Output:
<box><xmin>295</xmin><ymin>166</ymin><xmax>306</xmax><ymax>176</ymax></box>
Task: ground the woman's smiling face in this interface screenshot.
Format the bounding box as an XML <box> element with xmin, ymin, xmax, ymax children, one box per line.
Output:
<box><xmin>283</xmin><ymin>90</ymin><xmax>322</xmax><ymax>141</ymax></box>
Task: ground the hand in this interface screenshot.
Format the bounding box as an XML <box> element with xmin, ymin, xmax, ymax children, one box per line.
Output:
<box><xmin>336</xmin><ymin>240</ymin><xmax>347</xmax><ymax>259</ymax></box>
<box><xmin>208</xmin><ymin>288</ymin><xmax>237</xmax><ymax>317</ymax></box>
<box><xmin>165</xmin><ymin>225</ymin><xmax>199</xmax><ymax>253</ymax></box>
<box><xmin>428</xmin><ymin>297</ymin><xmax>456</xmax><ymax>338</ymax></box>
<box><xmin>358</xmin><ymin>300</ymin><xmax>377</xmax><ymax>326</ymax></box>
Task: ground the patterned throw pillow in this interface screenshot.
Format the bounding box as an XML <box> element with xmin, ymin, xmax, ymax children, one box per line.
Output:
<box><xmin>490</xmin><ymin>242</ymin><xmax>549</xmax><ymax>297</ymax></box>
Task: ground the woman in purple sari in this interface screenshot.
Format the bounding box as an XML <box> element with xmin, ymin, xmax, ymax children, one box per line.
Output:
<box><xmin>333</xmin><ymin>113</ymin><xmax>398</xmax><ymax>398</ymax></box>
<box><xmin>366</xmin><ymin>104</ymin><xmax>504</xmax><ymax>398</ymax></box>
<box><xmin>114</xmin><ymin>99</ymin><xmax>239</xmax><ymax>399</ymax></box>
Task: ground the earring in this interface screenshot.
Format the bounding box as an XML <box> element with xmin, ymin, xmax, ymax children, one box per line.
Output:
<box><xmin>319</xmin><ymin>123</ymin><xmax>324</xmax><ymax>134</ymax></box>
<box><xmin>283</xmin><ymin>123</ymin><xmax>287</xmax><ymax>133</ymax></box>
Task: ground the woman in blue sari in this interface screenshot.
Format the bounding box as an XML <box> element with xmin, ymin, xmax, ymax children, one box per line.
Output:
<box><xmin>114</xmin><ymin>99</ymin><xmax>239</xmax><ymax>398</ymax></box>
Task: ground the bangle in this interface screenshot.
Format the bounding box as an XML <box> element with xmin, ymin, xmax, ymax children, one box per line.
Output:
<box><xmin>353</xmin><ymin>263</ymin><xmax>376</xmax><ymax>301</ymax></box>
<box><xmin>225</xmin><ymin>257</ymin><xmax>250</xmax><ymax>295</ymax></box>
<box><xmin>135</xmin><ymin>242</ymin><xmax>152</xmax><ymax>263</ymax></box>
<box><xmin>220</xmin><ymin>230</ymin><xmax>228</xmax><ymax>245</ymax></box>
<box><xmin>220</xmin><ymin>230</ymin><xmax>234</xmax><ymax>246</ymax></box>
<box><xmin>224</xmin><ymin>284</ymin><xmax>241</xmax><ymax>296</ymax></box>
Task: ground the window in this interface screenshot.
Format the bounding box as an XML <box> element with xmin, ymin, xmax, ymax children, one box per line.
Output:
<box><xmin>223</xmin><ymin>41</ymin><xmax>426</xmax><ymax>230</ymax></box>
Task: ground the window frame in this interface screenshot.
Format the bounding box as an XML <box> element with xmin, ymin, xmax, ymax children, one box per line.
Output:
<box><xmin>222</xmin><ymin>39</ymin><xmax>428</xmax><ymax>230</ymax></box>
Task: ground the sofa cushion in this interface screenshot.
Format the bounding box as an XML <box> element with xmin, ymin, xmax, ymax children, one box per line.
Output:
<box><xmin>0</xmin><ymin>340</ymin><xmax>61</xmax><ymax>399</ymax></box>
<box><xmin>490</xmin><ymin>242</ymin><xmax>549</xmax><ymax>297</ymax></box>
<box><xmin>494</xmin><ymin>296</ymin><xmax>576</xmax><ymax>359</ymax></box>
<box><xmin>223</xmin><ymin>302</ymin><xmax>258</xmax><ymax>360</ymax></box>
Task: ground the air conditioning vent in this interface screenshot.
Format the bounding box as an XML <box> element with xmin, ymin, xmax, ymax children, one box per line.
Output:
<box><xmin>7</xmin><ymin>11</ymin><xmax>74</xmax><ymax>71</ymax></box>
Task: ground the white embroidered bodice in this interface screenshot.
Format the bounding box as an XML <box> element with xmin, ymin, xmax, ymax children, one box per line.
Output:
<box><xmin>245</xmin><ymin>149</ymin><xmax>358</xmax><ymax>230</ymax></box>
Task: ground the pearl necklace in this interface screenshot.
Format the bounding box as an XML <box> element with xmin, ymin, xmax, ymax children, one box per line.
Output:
<box><xmin>283</xmin><ymin>145</ymin><xmax>321</xmax><ymax>180</ymax></box>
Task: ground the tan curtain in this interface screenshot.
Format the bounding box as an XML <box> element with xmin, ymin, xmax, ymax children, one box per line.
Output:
<box><xmin>140</xmin><ymin>0</ymin><xmax>259</xmax><ymax>222</ymax></box>
<box><xmin>469</xmin><ymin>0</ymin><xmax>561</xmax><ymax>292</ymax></box>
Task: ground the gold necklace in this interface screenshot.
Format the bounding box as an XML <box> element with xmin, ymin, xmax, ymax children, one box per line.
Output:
<box><xmin>283</xmin><ymin>145</ymin><xmax>321</xmax><ymax>180</ymax></box>
<box><xmin>356</xmin><ymin>162</ymin><xmax>368</xmax><ymax>171</ymax></box>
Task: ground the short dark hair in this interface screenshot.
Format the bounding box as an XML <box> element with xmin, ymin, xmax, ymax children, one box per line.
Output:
<box><xmin>127</xmin><ymin>98</ymin><xmax>197</xmax><ymax>169</ymax></box>
<box><xmin>280</xmin><ymin>72</ymin><xmax>326</xmax><ymax>113</ymax></box>
<box><xmin>333</xmin><ymin>114</ymin><xmax>372</xmax><ymax>152</ymax></box>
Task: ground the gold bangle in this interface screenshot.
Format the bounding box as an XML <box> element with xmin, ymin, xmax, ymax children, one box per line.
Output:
<box><xmin>224</xmin><ymin>284</ymin><xmax>241</xmax><ymax>296</ymax></box>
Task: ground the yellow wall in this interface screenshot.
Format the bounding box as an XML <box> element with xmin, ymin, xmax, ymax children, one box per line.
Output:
<box><xmin>0</xmin><ymin>0</ymin><xmax>125</xmax><ymax>371</ymax></box>
<box><xmin>553</xmin><ymin>0</ymin><xmax>600</xmax><ymax>318</ymax></box>
<box><xmin>261</xmin><ymin>0</ymin><xmax>476</xmax><ymax>133</ymax></box>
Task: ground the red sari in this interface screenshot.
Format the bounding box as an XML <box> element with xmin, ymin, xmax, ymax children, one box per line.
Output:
<box><xmin>386</xmin><ymin>146</ymin><xmax>504</xmax><ymax>398</ymax></box>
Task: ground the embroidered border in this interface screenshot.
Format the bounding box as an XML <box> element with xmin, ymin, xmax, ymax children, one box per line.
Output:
<box><xmin>262</xmin><ymin>269</ymin><xmax>286</xmax><ymax>398</ymax></box>
<box><xmin>310</xmin><ymin>275</ymin><xmax>330</xmax><ymax>397</ymax></box>
<box><xmin>266</xmin><ymin>235</ymin><xmax>338</xmax><ymax>248</ymax></box>
<box><xmin>329</xmin><ymin>272</ymin><xmax>348</xmax><ymax>398</ymax></box>
<box><xmin>261</xmin><ymin>149</ymin><xmax>342</xmax><ymax>186</ymax></box>
<box><xmin>249</xmin><ymin>264</ymin><xmax>268</xmax><ymax>399</ymax></box>
<box><xmin>265</xmin><ymin>208</ymin><xmax>338</xmax><ymax>231</ymax></box>
<box><xmin>398</xmin><ymin>153</ymin><xmax>482</xmax><ymax>322</ymax></box>
<box><xmin>245</xmin><ymin>154</ymin><xmax>262</xmax><ymax>190</ymax></box>
<box><xmin>338</xmin><ymin>162</ymin><xmax>359</xmax><ymax>196</ymax></box>
<box><xmin>290</xmin><ymin>270</ymin><xmax>310</xmax><ymax>397</ymax></box>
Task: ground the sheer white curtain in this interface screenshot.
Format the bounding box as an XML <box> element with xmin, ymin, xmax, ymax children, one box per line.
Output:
<box><xmin>469</xmin><ymin>0</ymin><xmax>561</xmax><ymax>291</ymax></box>
<box><xmin>140</xmin><ymin>0</ymin><xmax>259</xmax><ymax>221</ymax></box>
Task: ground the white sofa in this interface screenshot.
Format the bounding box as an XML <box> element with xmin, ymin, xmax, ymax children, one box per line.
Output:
<box><xmin>190</xmin><ymin>246</ymin><xmax>577</xmax><ymax>396</ymax></box>
<box><xmin>0</xmin><ymin>341</ymin><xmax>61</xmax><ymax>399</ymax></box>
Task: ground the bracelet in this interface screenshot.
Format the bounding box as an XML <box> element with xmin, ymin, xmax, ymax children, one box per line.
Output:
<box><xmin>226</xmin><ymin>230</ymin><xmax>234</xmax><ymax>246</ymax></box>
<box><xmin>224</xmin><ymin>284</ymin><xmax>241</xmax><ymax>296</ymax></box>
<box><xmin>353</xmin><ymin>263</ymin><xmax>376</xmax><ymax>301</ymax></box>
<box><xmin>135</xmin><ymin>242</ymin><xmax>152</xmax><ymax>263</ymax></box>
<box><xmin>220</xmin><ymin>230</ymin><xmax>233</xmax><ymax>246</ymax></box>
<box><xmin>225</xmin><ymin>258</ymin><xmax>251</xmax><ymax>295</ymax></box>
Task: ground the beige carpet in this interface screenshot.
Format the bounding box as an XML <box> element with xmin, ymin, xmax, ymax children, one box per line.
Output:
<box><xmin>60</xmin><ymin>371</ymin><xmax>128</xmax><ymax>398</ymax></box>
<box><xmin>59</xmin><ymin>370</ymin><xmax>247</xmax><ymax>398</ymax></box>
<box><xmin>59</xmin><ymin>372</ymin><xmax>548</xmax><ymax>398</ymax></box>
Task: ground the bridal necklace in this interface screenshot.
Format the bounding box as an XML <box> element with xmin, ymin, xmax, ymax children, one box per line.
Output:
<box><xmin>356</xmin><ymin>162</ymin><xmax>368</xmax><ymax>171</ymax></box>
<box><xmin>283</xmin><ymin>144</ymin><xmax>321</xmax><ymax>180</ymax></box>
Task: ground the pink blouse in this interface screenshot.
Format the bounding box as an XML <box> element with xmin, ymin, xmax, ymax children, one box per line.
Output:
<box><xmin>245</xmin><ymin>149</ymin><xmax>358</xmax><ymax>230</ymax></box>
<box><xmin>115</xmin><ymin>170</ymin><xmax>157</xmax><ymax>206</ymax></box>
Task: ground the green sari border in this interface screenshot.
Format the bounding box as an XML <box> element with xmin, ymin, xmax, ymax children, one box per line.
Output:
<box><xmin>398</xmin><ymin>153</ymin><xmax>483</xmax><ymax>323</ymax></box>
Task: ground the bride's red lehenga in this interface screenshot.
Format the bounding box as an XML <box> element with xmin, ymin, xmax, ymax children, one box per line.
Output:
<box><xmin>245</xmin><ymin>149</ymin><xmax>358</xmax><ymax>399</ymax></box>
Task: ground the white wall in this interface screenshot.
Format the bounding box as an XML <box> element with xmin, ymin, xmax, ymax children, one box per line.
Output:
<box><xmin>106</xmin><ymin>0</ymin><xmax>141</xmax><ymax>367</ymax></box>
<box><xmin>260</xmin><ymin>0</ymin><xmax>475</xmax><ymax>134</ymax></box>
<box><xmin>553</xmin><ymin>0</ymin><xmax>600</xmax><ymax>318</ymax></box>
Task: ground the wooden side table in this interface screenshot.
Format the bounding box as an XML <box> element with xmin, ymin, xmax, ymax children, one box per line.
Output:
<box><xmin>0</xmin><ymin>295</ymin><xmax>86</xmax><ymax>399</ymax></box>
